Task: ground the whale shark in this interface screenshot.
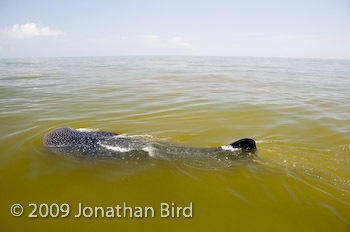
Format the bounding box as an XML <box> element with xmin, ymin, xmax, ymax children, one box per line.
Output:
<box><xmin>43</xmin><ymin>127</ymin><xmax>257</xmax><ymax>159</ymax></box>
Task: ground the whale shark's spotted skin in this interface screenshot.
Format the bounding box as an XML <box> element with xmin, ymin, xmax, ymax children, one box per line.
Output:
<box><xmin>43</xmin><ymin>127</ymin><xmax>257</xmax><ymax>159</ymax></box>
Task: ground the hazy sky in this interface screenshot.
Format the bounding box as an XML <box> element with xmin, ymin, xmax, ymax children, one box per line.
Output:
<box><xmin>0</xmin><ymin>0</ymin><xmax>349</xmax><ymax>58</ymax></box>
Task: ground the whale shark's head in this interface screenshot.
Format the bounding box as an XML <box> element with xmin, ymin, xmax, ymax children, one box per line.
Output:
<box><xmin>43</xmin><ymin>127</ymin><xmax>106</xmax><ymax>157</ymax></box>
<box><xmin>43</xmin><ymin>127</ymin><xmax>118</xmax><ymax>149</ymax></box>
<box><xmin>43</xmin><ymin>127</ymin><xmax>81</xmax><ymax>147</ymax></box>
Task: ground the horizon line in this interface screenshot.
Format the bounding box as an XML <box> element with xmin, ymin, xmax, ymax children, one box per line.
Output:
<box><xmin>1</xmin><ymin>55</ymin><xmax>349</xmax><ymax>61</ymax></box>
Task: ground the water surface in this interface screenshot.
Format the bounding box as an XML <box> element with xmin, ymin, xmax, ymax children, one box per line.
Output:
<box><xmin>0</xmin><ymin>56</ymin><xmax>349</xmax><ymax>231</ymax></box>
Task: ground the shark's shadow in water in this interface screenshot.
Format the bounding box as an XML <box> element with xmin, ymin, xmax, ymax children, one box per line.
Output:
<box><xmin>43</xmin><ymin>127</ymin><xmax>257</xmax><ymax>160</ymax></box>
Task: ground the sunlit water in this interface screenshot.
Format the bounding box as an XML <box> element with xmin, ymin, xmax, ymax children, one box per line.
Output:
<box><xmin>0</xmin><ymin>56</ymin><xmax>349</xmax><ymax>231</ymax></box>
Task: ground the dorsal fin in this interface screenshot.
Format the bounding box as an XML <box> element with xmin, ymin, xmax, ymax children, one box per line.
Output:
<box><xmin>230</xmin><ymin>138</ymin><xmax>256</xmax><ymax>151</ymax></box>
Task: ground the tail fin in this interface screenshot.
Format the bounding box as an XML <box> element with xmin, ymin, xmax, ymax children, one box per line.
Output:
<box><xmin>230</xmin><ymin>138</ymin><xmax>256</xmax><ymax>151</ymax></box>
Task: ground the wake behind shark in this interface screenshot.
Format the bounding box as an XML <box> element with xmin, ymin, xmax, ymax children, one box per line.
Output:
<box><xmin>43</xmin><ymin>127</ymin><xmax>257</xmax><ymax>159</ymax></box>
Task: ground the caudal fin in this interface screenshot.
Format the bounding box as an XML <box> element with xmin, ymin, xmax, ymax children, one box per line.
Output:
<box><xmin>230</xmin><ymin>138</ymin><xmax>257</xmax><ymax>151</ymax></box>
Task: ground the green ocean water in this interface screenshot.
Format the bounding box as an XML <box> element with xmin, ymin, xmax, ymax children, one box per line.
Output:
<box><xmin>0</xmin><ymin>56</ymin><xmax>349</xmax><ymax>231</ymax></box>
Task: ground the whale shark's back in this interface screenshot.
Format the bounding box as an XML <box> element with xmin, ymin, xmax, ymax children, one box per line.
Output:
<box><xmin>43</xmin><ymin>127</ymin><xmax>256</xmax><ymax>159</ymax></box>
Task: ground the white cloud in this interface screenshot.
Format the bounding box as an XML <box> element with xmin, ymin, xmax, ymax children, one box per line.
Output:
<box><xmin>168</xmin><ymin>37</ymin><xmax>192</xmax><ymax>48</ymax></box>
<box><xmin>137</xmin><ymin>34</ymin><xmax>159</xmax><ymax>40</ymax></box>
<box><xmin>3</xmin><ymin>23</ymin><xmax>63</xmax><ymax>39</ymax></box>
